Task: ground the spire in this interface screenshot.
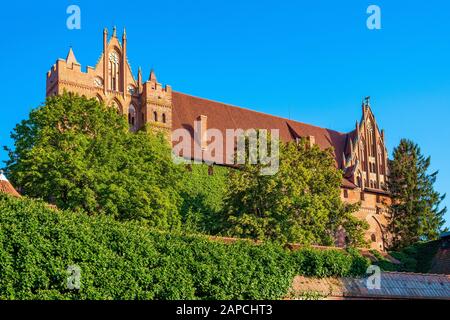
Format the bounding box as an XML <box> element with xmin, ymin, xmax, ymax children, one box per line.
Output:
<box><xmin>149</xmin><ymin>69</ymin><xmax>157</xmax><ymax>82</ymax></box>
<box><xmin>122</xmin><ymin>27</ymin><xmax>127</xmax><ymax>39</ymax></box>
<box><xmin>66</xmin><ymin>47</ymin><xmax>78</xmax><ymax>65</ymax></box>
<box><xmin>136</xmin><ymin>67</ymin><xmax>142</xmax><ymax>91</ymax></box>
<box><xmin>0</xmin><ymin>170</ymin><xmax>21</xmax><ymax>197</ymax></box>
<box><xmin>112</xmin><ymin>26</ymin><xmax>117</xmax><ymax>37</ymax></box>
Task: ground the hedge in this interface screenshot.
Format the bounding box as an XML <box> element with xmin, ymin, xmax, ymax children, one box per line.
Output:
<box><xmin>0</xmin><ymin>195</ymin><xmax>370</xmax><ymax>300</ymax></box>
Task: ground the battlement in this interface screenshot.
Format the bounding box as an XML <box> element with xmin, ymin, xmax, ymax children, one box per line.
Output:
<box><xmin>45</xmin><ymin>28</ymin><xmax>174</xmax><ymax>135</ymax></box>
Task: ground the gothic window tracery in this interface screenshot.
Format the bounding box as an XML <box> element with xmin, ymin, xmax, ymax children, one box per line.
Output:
<box><xmin>366</xmin><ymin>120</ymin><xmax>375</xmax><ymax>157</ymax></box>
<box><xmin>109</xmin><ymin>51</ymin><xmax>120</xmax><ymax>91</ymax></box>
<box><xmin>378</xmin><ymin>145</ymin><xmax>384</xmax><ymax>174</ymax></box>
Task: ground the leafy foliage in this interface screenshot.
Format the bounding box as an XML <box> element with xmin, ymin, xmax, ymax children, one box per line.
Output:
<box><xmin>179</xmin><ymin>164</ymin><xmax>229</xmax><ymax>234</ymax></box>
<box><xmin>223</xmin><ymin>136</ymin><xmax>367</xmax><ymax>246</ymax></box>
<box><xmin>0</xmin><ymin>195</ymin><xmax>369</xmax><ymax>300</ymax></box>
<box><xmin>372</xmin><ymin>241</ymin><xmax>441</xmax><ymax>273</ymax></box>
<box><xmin>4</xmin><ymin>92</ymin><xmax>183</xmax><ymax>229</ymax></box>
<box><xmin>388</xmin><ymin>139</ymin><xmax>447</xmax><ymax>249</ymax></box>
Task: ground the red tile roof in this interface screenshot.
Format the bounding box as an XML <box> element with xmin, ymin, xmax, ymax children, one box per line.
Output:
<box><xmin>0</xmin><ymin>173</ymin><xmax>20</xmax><ymax>197</ymax></box>
<box><xmin>291</xmin><ymin>272</ymin><xmax>450</xmax><ymax>300</ymax></box>
<box><xmin>172</xmin><ymin>91</ymin><xmax>354</xmax><ymax>186</ymax></box>
<box><xmin>430</xmin><ymin>237</ymin><xmax>450</xmax><ymax>274</ymax></box>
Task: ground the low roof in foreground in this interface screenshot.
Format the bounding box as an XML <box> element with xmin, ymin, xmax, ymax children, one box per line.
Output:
<box><xmin>291</xmin><ymin>272</ymin><xmax>450</xmax><ymax>300</ymax></box>
<box><xmin>0</xmin><ymin>172</ymin><xmax>21</xmax><ymax>197</ymax></box>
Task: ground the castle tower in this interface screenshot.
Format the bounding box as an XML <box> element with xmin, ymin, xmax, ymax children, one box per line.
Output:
<box><xmin>46</xmin><ymin>27</ymin><xmax>173</xmax><ymax>134</ymax></box>
<box><xmin>141</xmin><ymin>68</ymin><xmax>172</xmax><ymax>135</ymax></box>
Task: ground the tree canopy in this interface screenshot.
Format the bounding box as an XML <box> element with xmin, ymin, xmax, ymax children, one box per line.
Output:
<box><xmin>388</xmin><ymin>139</ymin><xmax>447</xmax><ymax>249</ymax></box>
<box><xmin>223</xmin><ymin>136</ymin><xmax>367</xmax><ymax>246</ymax></box>
<box><xmin>4</xmin><ymin>92</ymin><xmax>182</xmax><ymax>229</ymax></box>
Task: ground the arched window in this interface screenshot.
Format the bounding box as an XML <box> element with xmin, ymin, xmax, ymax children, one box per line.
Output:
<box><xmin>128</xmin><ymin>104</ymin><xmax>136</xmax><ymax>128</ymax></box>
<box><xmin>367</xmin><ymin>120</ymin><xmax>375</xmax><ymax>157</ymax></box>
<box><xmin>109</xmin><ymin>51</ymin><xmax>120</xmax><ymax>91</ymax></box>
<box><xmin>378</xmin><ymin>145</ymin><xmax>384</xmax><ymax>174</ymax></box>
<box><xmin>360</xmin><ymin>140</ymin><xmax>366</xmax><ymax>168</ymax></box>
<box><xmin>356</xmin><ymin>172</ymin><xmax>362</xmax><ymax>188</ymax></box>
<box><xmin>371</xmin><ymin>234</ymin><xmax>377</xmax><ymax>242</ymax></box>
<box><xmin>153</xmin><ymin>111</ymin><xmax>158</xmax><ymax>122</ymax></box>
<box><xmin>162</xmin><ymin>113</ymin><xmax>166</xmax><ymax>124</ymax></box>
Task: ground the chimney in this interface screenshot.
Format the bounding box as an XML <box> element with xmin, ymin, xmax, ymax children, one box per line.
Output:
<box><xmin>196</xmin><ymin>115</ymin><xmax>208</xmax><ymax>150</ymax></box>
<box><xmin>308</xmin><ymin>135</ymin><xmax>316</xmax><ymax>148</ymax></box>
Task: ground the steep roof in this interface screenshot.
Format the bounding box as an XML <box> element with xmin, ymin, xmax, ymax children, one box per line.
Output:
<box><xmin>0</xmin><ymin>172</ymin><xmax>20</xmax><ymax>197</ymax></box>
<box><xmin>172</xmin><ymin>91</ymin><xmax>354</xmax><ymax>185</ymax></box>
<box><xmin>291</xmin><ymin>272</ymin><xmax>450</xmax><ymax>300</ymax></box>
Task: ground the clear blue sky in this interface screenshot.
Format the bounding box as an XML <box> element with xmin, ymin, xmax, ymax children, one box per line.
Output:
<box><xmin>0</xmin><ymin>1</ymin><xmax>449</xmax><ymax>227</ymax></box>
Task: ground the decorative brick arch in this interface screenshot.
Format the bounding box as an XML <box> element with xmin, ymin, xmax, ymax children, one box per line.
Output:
<box><xmin>95</xmin><ymin>94</ymin><xmax>103</xmax><ymax>103</ymax></box>
<box><xmin>110</xmin><ymin>98</ymin><xmax>123</xmax><ymax>114</ymax></box>
<box><xmin>370</xmin><ymin>215</ymin><xmax>385</xmax><ymax>251</ymax></box>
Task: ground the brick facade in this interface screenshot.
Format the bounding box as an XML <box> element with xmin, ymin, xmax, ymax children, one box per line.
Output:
<box><xmin>46</xmin><ymin>28</ymin><xmax>392</xmax><ymax>251</ymax></box>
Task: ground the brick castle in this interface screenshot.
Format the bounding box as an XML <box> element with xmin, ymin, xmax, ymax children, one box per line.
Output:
<box><xmin>46</xmin><ymin>28</ymin><xmax>391</xmax><ymax>250</ymax></box>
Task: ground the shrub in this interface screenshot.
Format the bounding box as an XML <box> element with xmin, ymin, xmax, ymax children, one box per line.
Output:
<box><xmin>179</xmin><ymin>164</ymin><xmax>229</xmax><ymax>234</ymax></box>
<box><xmin>0</xmin><ymin>195</ymin><xmax>369</xmax><ymax>300</ymax></box>
<box><xmin>290</xmin><ymin>247</ymin><xmax>370</xmax><ymax>278</ymax></box>
<box><xmin>373</xmin><ymin>241</ymin><xmax>441</xmax><ymax>273</ymax></box>
<box><xmin>4</xmin><ymin>92</ymin><xmax>183</xmax><ymax>228</ymax></box>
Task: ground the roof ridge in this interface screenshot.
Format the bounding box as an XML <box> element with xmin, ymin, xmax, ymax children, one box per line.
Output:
<box><xmin>382</xmin><ymin>271</ymin><xmax>450</xmax><ymax>277</ymax></box>
<box><xmin>173</xmin><ymin>91</ymin><xmax>349</xmax><ymax>136</ymax></box>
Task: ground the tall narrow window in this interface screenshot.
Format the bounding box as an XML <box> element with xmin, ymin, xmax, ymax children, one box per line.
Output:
<box><xmin>367</xmin><ymin>120</ymin><xmax>375</xmax><ymax>157</ymax></box>
<box><xmin>162</xmin><ymin>113</ymin><xmax>166</xmax><ymax>124</ymax></box>
<box><xmin>378</xmin><ymin>145</ymin><xmax>384</xmax><ymax>175</ymax></box>
<box><xmin>109</xmin><ymin>51</ymin><xmax>120</xmax><ymax>91</ymax></box>
<box><xmin>128</xmin><ymin>104</ymin><xmax>136</xmax><ymax>129</ymax></box>
<box><xmin>153</xmin><ymin>111</ymin><xmax>158</xmax><ymax>122</ymax></box>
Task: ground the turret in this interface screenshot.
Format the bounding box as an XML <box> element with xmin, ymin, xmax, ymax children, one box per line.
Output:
<box><xmin>149</xmin><ymin>69</ymin><xmax>157</xmax><ymax>83</ymax></box>
<box><xmin>103</xmin><ymin>28</ymin><xmax>108</xmax><ymax>94</ymax></box>
<box><xmin>122</xmin><ymin>28</ymin><xmax>127</xmax><ymax>97</ymax></box>
<box><xmin>137</xmin><ymin>67</ymin><xmax>142</xmax><ymax>93</ymax></box>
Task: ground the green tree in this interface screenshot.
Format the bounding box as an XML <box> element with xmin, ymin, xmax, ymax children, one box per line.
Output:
<box><xmin>223</xmin><ymin>135</ymin><xmax>367</xmax><ymax>246</ymax></box>
<box><xmin>3</xmin><ymin>92</ymin><xmax>182</xmax><ymax>229</ymax></box>
<box><xmin>388</xmin><ymin>139</ymin><xmax>447</xmax><ymax>249</ymax></box>
<box><xmin>179</xmin><ymin>164</ymin><xmax>229</xmax><ymax>234</ymax></box>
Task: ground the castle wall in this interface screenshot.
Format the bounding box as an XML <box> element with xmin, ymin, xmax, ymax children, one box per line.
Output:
<box><xmin>46</xmin><ymin>28</ymin><xmax>392</xmax><ymax>251</ymax></box>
